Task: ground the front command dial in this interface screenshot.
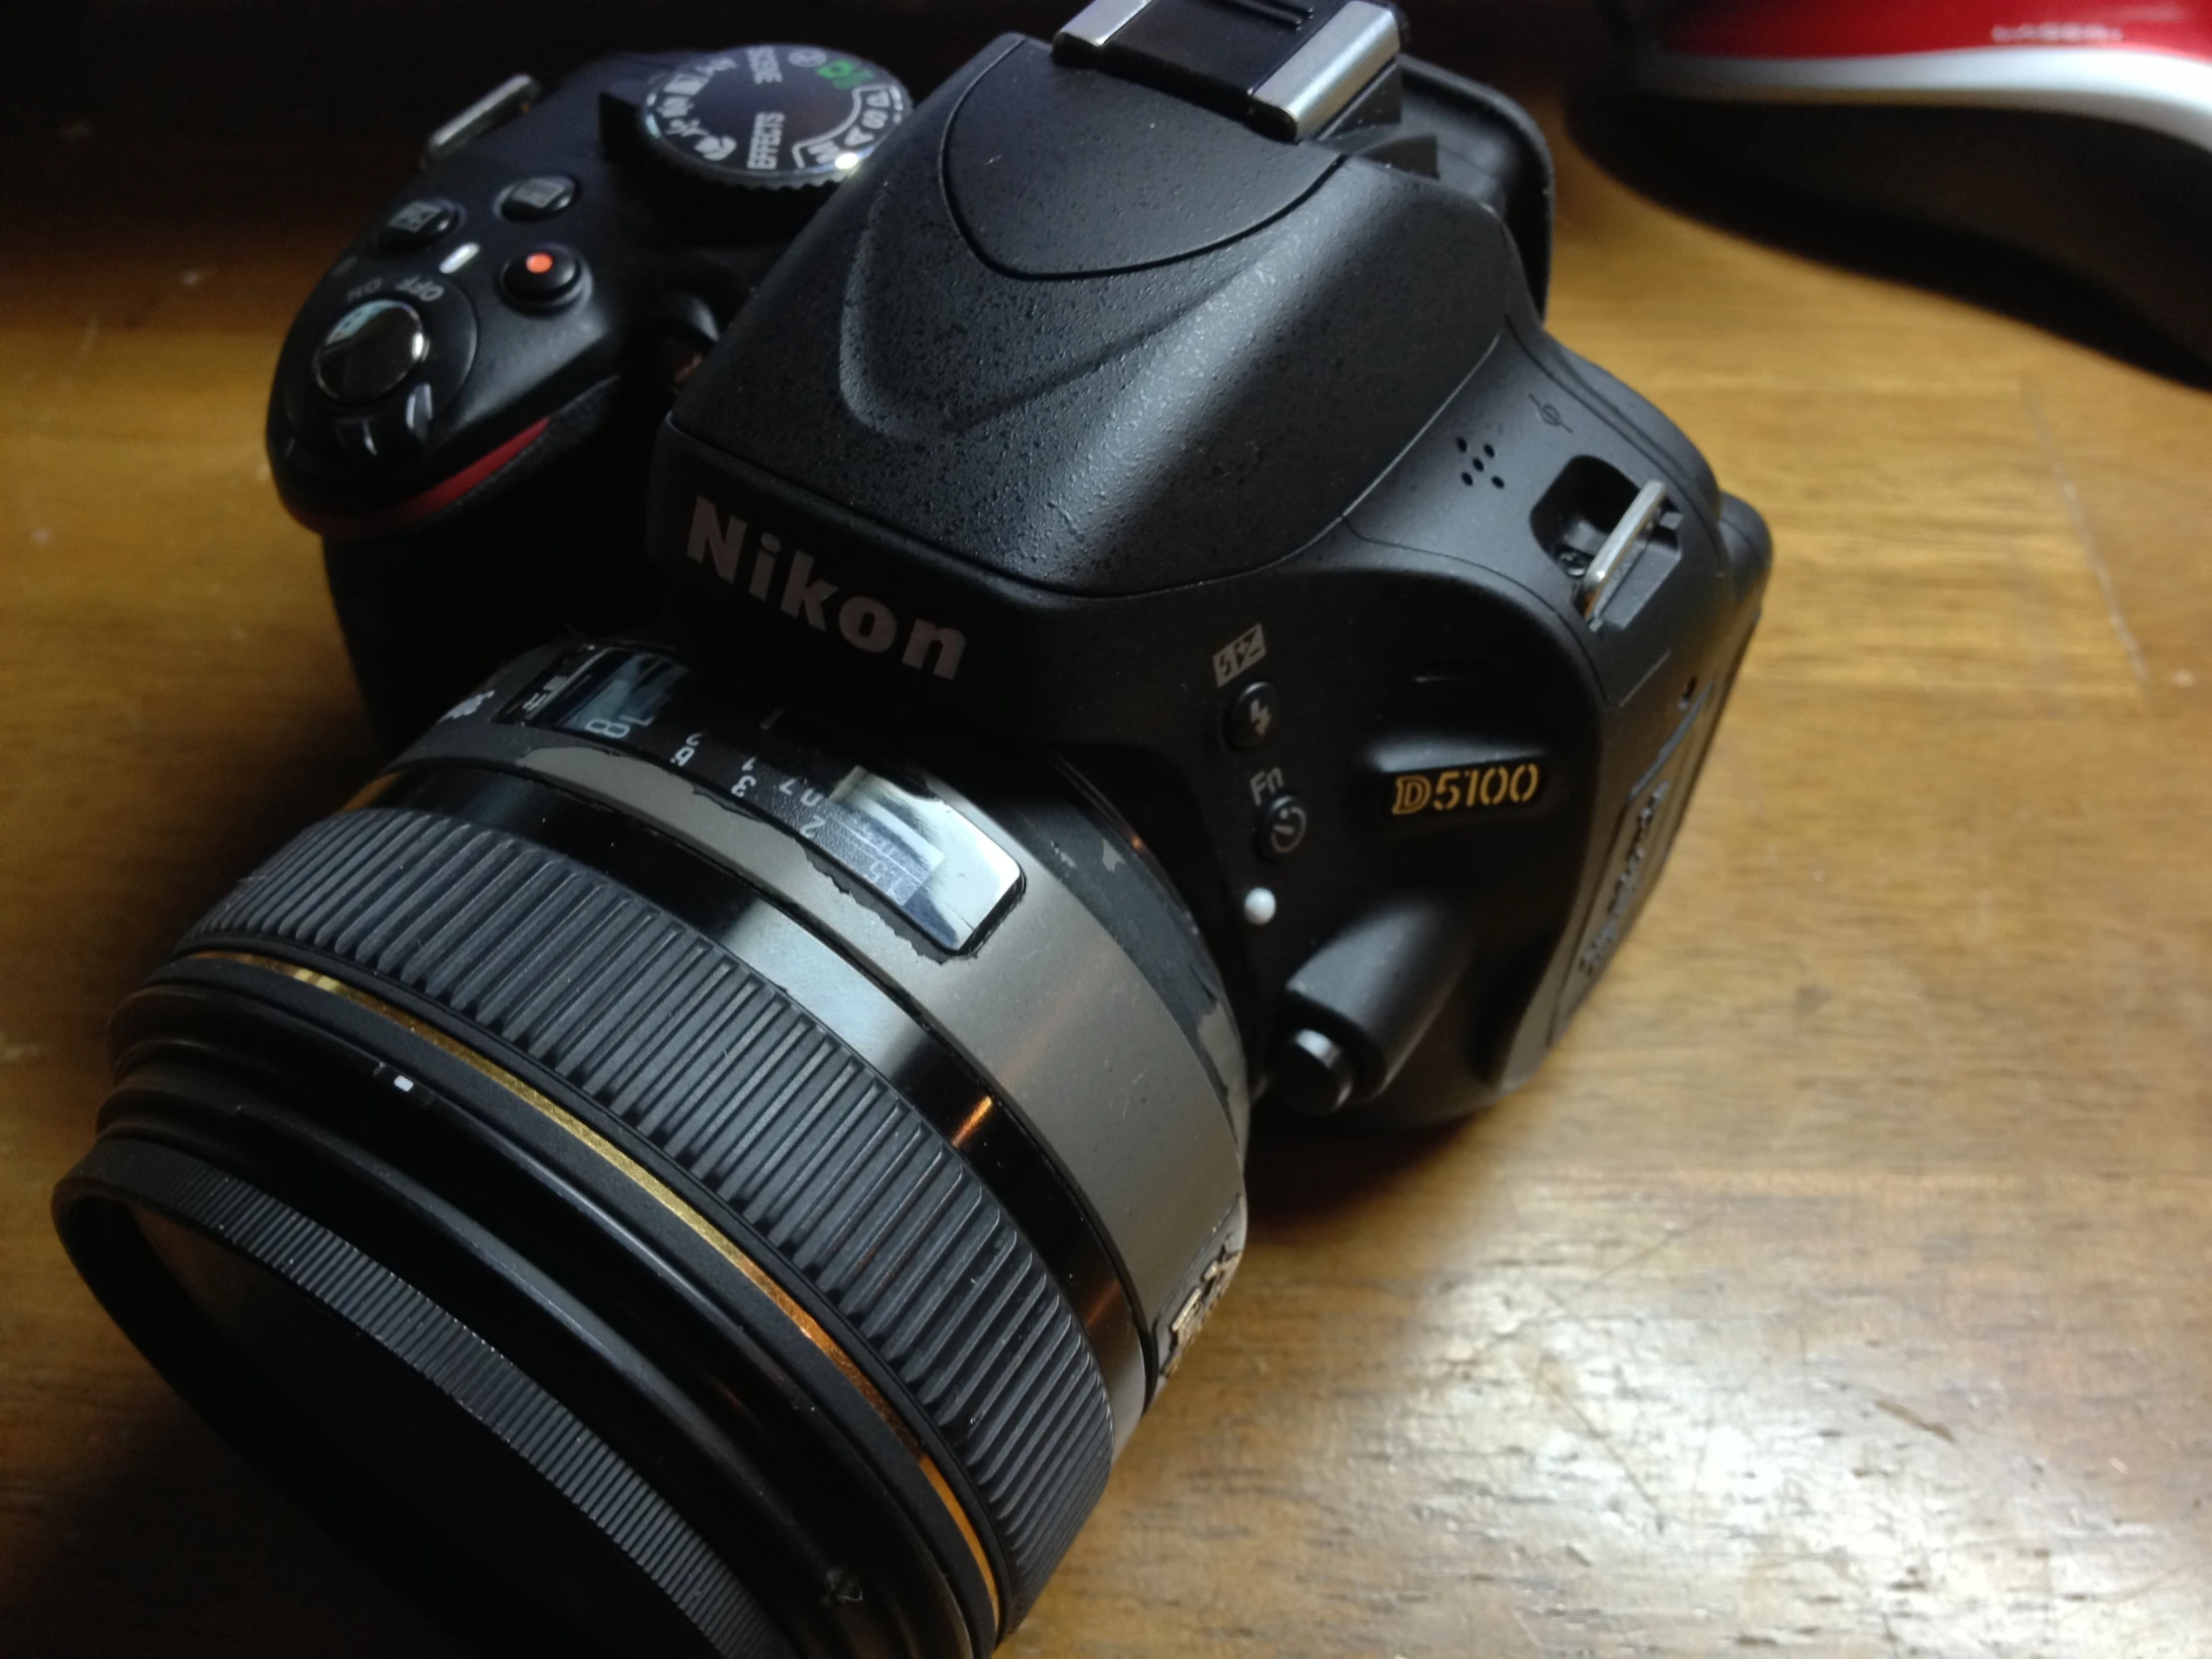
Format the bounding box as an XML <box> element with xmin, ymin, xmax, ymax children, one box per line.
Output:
<box><xmin>638</xmin><ymin>46</ymin><xmax>911</xmax><ymax>202</ymax></box>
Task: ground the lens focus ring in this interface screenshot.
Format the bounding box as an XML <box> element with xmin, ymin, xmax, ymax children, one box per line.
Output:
<box><xmin>184</xmin><ymin>804</ymin><xmax>1112</xmax><ymax>1625</ymax></box>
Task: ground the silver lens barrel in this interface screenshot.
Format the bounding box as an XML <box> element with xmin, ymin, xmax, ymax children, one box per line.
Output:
<box><xmin>402</xmin><ymin>639</ymin><xmax>1251</xmax><ymax>1437</ymax></box>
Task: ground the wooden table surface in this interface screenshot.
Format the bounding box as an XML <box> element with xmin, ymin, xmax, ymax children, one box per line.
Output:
<box><xmin>5</xmin><ymin>79</ymin><xmax>2212</xmax><ymax>1659</ymax></box>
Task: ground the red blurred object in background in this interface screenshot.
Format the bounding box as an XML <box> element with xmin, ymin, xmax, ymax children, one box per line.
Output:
<box><xmin>1628</xmin><ymin>1</ymin><xmax>2212</xmax><ymax>374</ymax></box>
<box><xmin>1659</xmin><ymin>0</ymin><xmax>2212</xmax><ymax>62</ymax></box>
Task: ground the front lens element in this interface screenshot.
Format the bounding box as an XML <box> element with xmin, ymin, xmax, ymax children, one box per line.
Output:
<box><xmin>63</xmin><ymin>1142</ymin><xmax>787</xmax><ymax>1658</ymax></box>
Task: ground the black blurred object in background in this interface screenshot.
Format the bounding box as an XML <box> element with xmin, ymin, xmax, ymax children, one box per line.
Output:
<box><xmin>10</xmin><ymin>0</ymin><xmax>2206</xmax><ymax>386</ymax></box>
<box><xmin>0</xmin><ymin>1</ymin><xmax>1606</xmax><ymax>141</ymax></box>
<box><xmin>0</xmin><ymin>3</ymin><xmax>1610</xmax><ymax>295</ymax></box>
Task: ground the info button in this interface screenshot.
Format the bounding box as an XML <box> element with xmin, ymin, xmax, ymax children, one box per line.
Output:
<box><xmin>499</xmin><ymin>175</ymin><xmax>578</xmax><ymax>221</ymax></box>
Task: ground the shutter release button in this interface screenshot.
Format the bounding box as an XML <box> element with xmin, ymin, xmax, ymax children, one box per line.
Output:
<box><xmin>313</xmin><ymin>298</ymin><xmax>428</xmax><ymax>404</ymax></box>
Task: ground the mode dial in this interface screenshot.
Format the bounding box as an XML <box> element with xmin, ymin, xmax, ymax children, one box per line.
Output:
<box><xmin>638</xmin><ymin>46</ymin><xmax>911</xmax><ymax>209</ymax></box>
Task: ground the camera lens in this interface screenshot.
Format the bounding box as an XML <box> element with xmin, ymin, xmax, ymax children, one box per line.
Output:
<box><xmin>54</xmin><ymin>640</ymin><xmax>1249</xmax><ymax>1659</ymax></box>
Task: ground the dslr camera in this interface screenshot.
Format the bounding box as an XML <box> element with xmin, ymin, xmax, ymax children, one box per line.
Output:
<box><xmin>56</xmin><ymin>5</ymin><xmax>1771</xmax><ymax>1657</ymax></box>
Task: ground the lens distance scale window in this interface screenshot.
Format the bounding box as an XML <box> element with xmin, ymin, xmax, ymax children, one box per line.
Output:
<box><xmin>504</xmin><ymin>646</ymin><xmax>1020</xmax><ymax>950</ymax></box>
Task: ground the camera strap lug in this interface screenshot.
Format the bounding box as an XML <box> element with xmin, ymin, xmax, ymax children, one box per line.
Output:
<box><xmin>1578</xmin><ymin>478</ymin><xmax>1670</xmax><ymax>625</ymax></box>
<box><xmin>422</xmin><ymin>73</ymin><xmax>543</xmax><ymax>166</ymax></box>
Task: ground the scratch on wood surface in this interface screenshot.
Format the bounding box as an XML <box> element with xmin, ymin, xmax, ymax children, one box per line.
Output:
<box><xmin>2057</xmin><ymin>1561</ymin><xmax>2184</xmax><ymax>1611</ymax></box>
<box><xmin>1570</xmin><ymin>1213</ymin><xmax>1717</xmax><ymax>1304</ymax></box>
<box><xmin>1533</xmin><ymin>1367</ymin><xmax>1671</xmax><ymax>1536</ymax></box>
<box><xmin>1471</xmin><ymin>1215</ymin><xmax>1717</xmax><ymax>1363</ymax></box>
<box><xmin>1874</xmin><ymin>1399</ymin><xmax>1956</xmax><ymax>1443</ymax></box>
<box><xmin>2021</xmin><ymin>386</ymin><xmax>2151</xmax><ymax>693</ymax></box>
<box><xmin>1508</xmin><ymin>1603</ymin><xmax>1549</xmax><ymax>1657</ymax></box>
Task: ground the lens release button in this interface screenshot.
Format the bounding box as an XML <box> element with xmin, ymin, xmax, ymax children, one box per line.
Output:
<box><xmin>313</xmin><ymin>298</ymin><xmax>428</xmax><ymax>404</ymax></box>
<box><xmin>501</xmin><ymin>246</ymin><xmax>583</xmax><ymax>306</ymax></box>
<box><xmin>1255</xmin><ymin>794</ymin><xmax>1309</xmax><ymax>861</ymax></box>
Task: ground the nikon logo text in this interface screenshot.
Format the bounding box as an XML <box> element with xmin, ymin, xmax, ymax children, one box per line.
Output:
<box><xmin>686</xmin><ymin>496</ymin><xmax>968</xmax><ymax>681</ymax></box>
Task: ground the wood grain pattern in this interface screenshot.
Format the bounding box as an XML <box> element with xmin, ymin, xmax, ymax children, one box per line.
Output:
<box><xmin>4</xmin><ymin>71</ymin><xmax>2210</xmax><ymax>1659</ymax></box>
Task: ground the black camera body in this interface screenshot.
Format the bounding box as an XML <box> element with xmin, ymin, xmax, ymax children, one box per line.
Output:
<box><xmin>280</xmin><ymin>9</ymin><xmax>1769</xmax><ymax>1128</ymax></box>
<box><xmin>60</xmin><ymin>9</ymin><xmax>1772</xmax><ymax>1657</ymax></box>
<box><xmin>640</xmin><ymin>28</ymin><xmax>1771</xmax><ymax>1128</ymax></box>
<box><xmin>268</xmin><ymin>46</ymin><xmax>913</xmax><ymax>745</ymax></box>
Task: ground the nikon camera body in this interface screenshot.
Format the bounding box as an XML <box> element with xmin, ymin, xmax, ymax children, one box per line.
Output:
<box><xmin>638</xmin><ymin>12</ymin><xmax>1770</xmax><ymax>1134</ymax></box>
<box><xmin>56</xmin><ymin>7</ymin><xmax>1771</xmax><ymax>1658</ymax></box>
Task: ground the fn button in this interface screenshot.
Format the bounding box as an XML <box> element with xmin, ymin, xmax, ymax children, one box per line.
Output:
<box><xmin>1256</xmin><ymin>795</ymin><xmax>1309</xmax><ymax>861</ymax></box>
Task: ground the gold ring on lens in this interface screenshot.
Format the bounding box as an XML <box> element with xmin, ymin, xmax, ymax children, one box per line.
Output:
<box><xmin>192</xmin><ymin>949</ymin><xmax>1004</xmax><ymax>1634</ymax></box>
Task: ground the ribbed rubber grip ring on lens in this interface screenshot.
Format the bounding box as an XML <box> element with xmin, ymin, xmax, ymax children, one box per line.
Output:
<box><xmin>184</xmin><ymin>805</ymin><xmax>1113</xmax><ymax>1622</ymax></box>
<box><xmin>77</xmin><ymin>1136</ymin><xmax>788</xmax><ymax>1659</ymax></box>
